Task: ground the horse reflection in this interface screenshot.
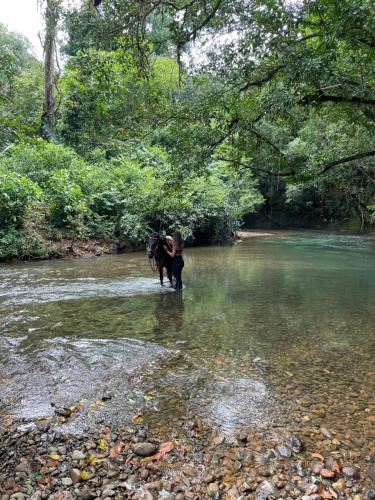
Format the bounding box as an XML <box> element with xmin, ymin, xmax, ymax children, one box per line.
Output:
<box><xmin>153</xmin><ymin>291</ymin><xmax>184</xmax><ymax>335</ymax></box>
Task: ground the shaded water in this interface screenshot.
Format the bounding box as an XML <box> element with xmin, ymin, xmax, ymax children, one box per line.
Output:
<box><xmin>1</xmin><ymin>232</ymin><xmax>375</xmax><ymax>456</ymax></box>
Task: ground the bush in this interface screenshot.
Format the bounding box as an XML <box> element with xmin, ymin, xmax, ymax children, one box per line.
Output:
<box><xmin>0</xmin><ymin>171</ymin><xmax>41</xmax><ymax>227</ymax></box>
<box><xmin>0</xmin><ymin>139</ymin><xmax>263</xmax><ymax>257</ymax></box>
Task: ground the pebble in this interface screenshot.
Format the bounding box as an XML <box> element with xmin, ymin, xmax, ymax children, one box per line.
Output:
<box><xmin>207</xmin><ymin>482</ymin><xmax>219</xmax><ymax>496</ymax></box>
<box><xmin>320</xmin><ymin>427</ymin><xmax>333</xmax><ymax>439</ymax></box>
<box><xmin>289</xmin><ymin>435</ymin><xmax>303</xmax><ymax>453</ymax></box>
<box><xmin>70</xmin><ymin>468</ymin><xmax>82</xmax><ymax>483</ymax></box>
<box><xmin>320</xmin><ymin>468</ymin><xmax>335</xmax><ymax>478</ymax></box>
<box><xmin>342</xmin><ymin>466</ymin><xmax>360</xmax><ymax>479</ymax></box>
<box><xmin>71</xmin><ymin>450</ymin><xmax>86</xmax><ymax>460</ymax></box>
<box><xmin>61</xmin><ymin>477</ymin><xmax>73</xmax><ymax>486</ymax></box>
<box><xmin>255</xmin><ymin>480</ymin><xmax>277</xmax><ymax>499</ymax></box>
<box><xmin>133</xmin><ymin>442</ymin><xmax>157</xmax><ymax>457</ymax></box>
<box><xmin>140</xmin><ymin>493</ymin><xmax>154</xmax><ymax>500</ymax></box>
<box><xmin>276</xmin><ymin>445</ymin><xmax>292</xmax><ymax>458</ymax></box>
<box><xmin>101</xmin><ymin>489</ymin><xmax>115</xmax><ymax>497</ymax></box>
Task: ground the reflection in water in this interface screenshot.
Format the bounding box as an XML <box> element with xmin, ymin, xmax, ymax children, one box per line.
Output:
<box><xmin>0</xmin><ymin>231</ymin><xmax>374</xmax><ymax>452</ymax></box>
<box><xmin>153</xmin><ymin>291</ymin><xmax>185</xmax><ymax>336</ymax></box>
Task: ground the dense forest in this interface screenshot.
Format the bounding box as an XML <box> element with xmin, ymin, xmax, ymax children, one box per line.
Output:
<box><xmin>0</xmin><ymin>0</ymin><xmax>374</xmax><ymax>260</ymax></box>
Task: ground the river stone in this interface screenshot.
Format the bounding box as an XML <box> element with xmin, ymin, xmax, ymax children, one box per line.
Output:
<box><xmin>80</xmin><ymin>488</ymin><xmax>97</xmax><ymax>500</ymax></box>
<box><xmin>133</xmin><ymin>442</ymin><xmax>157</xmax><ymax>457</ymax></box>
<box><xmin>312</xmin><ymin>462</ymin><xmax>323</xmax><ymax>475</ymax></box>
<box><xmin>255</xmin><ymin>480</ymin><xmax>277</xmax><ymax>500</ymax></box>
<box><xmin>289</xmin><ymin>435</ymin><xmax>303</xmax><ymax>453</ymax></box>
<box><xmin>15</xmin><ymin>464</ymin><xmax>29</xmax><ymax>473</ymax></box>
<box><xmin>71</xmin><ymin>450</ymin><xmax>86</xmax><ymax>460</ymax></box>
<box><xmin>207</xmin><ymin>483</ymin><xmax>219</xmax><ymax>496</ymax></box>
<box><xmin>342</xmin><ymin>466</ymin><xmax>359</xmax><ymax>479</ymax></box>
<box><xmin>276</xmin><ymin>444</ymin><xmax>291</xmax><ymax>458</ymax></box>
<box><xmin>140</xmin><ymin>493</ymin><xmax>154</xmax><ymax>500</ymax></box>
<box><xmin>320</xmin><ymin>427</ymin><xmax>332</xmax><ymax>439</ymax></box>
<box><xmin>366</xmin><ymin>469</ymin><xmax>375</xmax><ymax>482</ymax></box>
<box><xmin>101</xmin><ymin>489</ymin><xmax>115</xmax><ymax>497</ymax></box>
<box><xmin>62</xmin><ymin>477</ymin><xmax>73</xmax><ymax>486</ymax></box>
<box><xmin>70</xmin><ymin>468</ymin><xmax>82</xmax><ymax>483</ymax></box>
<box><xmin>366</xmin><ymin>488</ymin><xmax>375</xmax><ymax>500</ymax></box>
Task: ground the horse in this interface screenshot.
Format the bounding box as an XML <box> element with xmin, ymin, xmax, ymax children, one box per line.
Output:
<box><xmin>147</xmin><ymin>232</ymin><xmax>173</xmax><ymax>286</ymax></box>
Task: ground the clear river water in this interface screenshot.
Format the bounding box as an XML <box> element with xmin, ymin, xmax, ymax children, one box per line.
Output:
<box><xmin>1</xmin><ymin>231</ymin><xmax>374</xmax><ymax>460</ymax></box>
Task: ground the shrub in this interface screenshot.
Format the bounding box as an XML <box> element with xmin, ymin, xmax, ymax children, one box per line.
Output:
<box><xmin>0</xmin><ymin>171</ymin><xmax>41</xmax><ymax>227</ymax></box>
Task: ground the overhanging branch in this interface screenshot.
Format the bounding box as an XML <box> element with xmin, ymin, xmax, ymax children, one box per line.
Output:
<box><xmin>300</xmin><ymin>93</ymin><xmax>375</xmax><ymax>106</ymax></box>
<box><xmin>318</xmin><ymin>150</ymin><xmax>375</xmax><ymax>175</ymax></box>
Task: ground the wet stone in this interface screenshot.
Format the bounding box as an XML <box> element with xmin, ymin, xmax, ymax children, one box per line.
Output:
<box><xmin>101</xmin><ymin>489</ymin><xmax>115</xmax><ymax>498</ymax></box>
<box><xmin>257</xmin><ymin>466</ymin><xmax>271</xmax><ymax>477</ymax></box>
<box><xmin>255</xmin><ymin>480</ymin><xmax>277</xmax><ymax>500</ymax></box>
<box><xmin>70</xmin><ymin>468</ymin><xmax>82</xmax><ymax>484</ymax></box>
<box><xmin>207</xmin><ymin>482</ymin><xmax>219</xmax><ymax>496</ymax></box>
<box><xmin>320</xmin><ymin>427</ymin><xmax>333</xmax><ymax>439</ymax></box>
<box><xmin>276</xmin><ymin>444</ymin><xmax>292</xmax><ymax>458</ymax></box>
<box><xmin>289</xmin><ymin>436</ymin><xmax>303</xmax><ymax>453</ymax></box>
<box><xmin>133</xmin><ymin>442</ymin><xmax>157</xmax><ymax>457</ymax></box>
<box><xmin>312</xmin><ymin>462</ymin><xmax>323</xmax><ymax>475</ymax></box>
<box><xmin>342</xmin><ymin>466</ymin><xmax>360</xmax><ymax>479</ymax></box>
<box><xmin>61</xmin><ymin>477</ymin><xmax>73</xmax><ymax>486</ymax></box>
<box><xmin>71</xmin><ymin>450</ymin><xmax>86</xmax><ymax>460</ymax></box>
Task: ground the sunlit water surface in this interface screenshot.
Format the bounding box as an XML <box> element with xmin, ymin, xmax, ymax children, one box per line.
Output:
<box><xmin>1</xmin><ymin>231</ymin><xmax>374</xmax><ymax>455</ymax></box>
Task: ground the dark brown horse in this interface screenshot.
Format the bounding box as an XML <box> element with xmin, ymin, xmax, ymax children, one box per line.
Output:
<box><xmin>147</xmin><ymin>232</ymin><xmax>173</xmax><ymax>286</ymax></box>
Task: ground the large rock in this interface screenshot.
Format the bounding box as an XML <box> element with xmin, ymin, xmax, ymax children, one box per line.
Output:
<box><xmin>133</xmin><ymin>442</ymin><xmax>157</xmax><ymax>457</ymax></box>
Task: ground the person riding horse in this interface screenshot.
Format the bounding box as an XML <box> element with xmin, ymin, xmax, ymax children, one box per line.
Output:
<box><xmin>147</xmin><ymin>231</ymin><xmax>173</xmax><ymax>286</ymax></box>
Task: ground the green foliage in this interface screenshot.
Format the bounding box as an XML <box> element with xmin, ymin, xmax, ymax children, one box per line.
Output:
<box><xmin>0</xmin><ymin>24</ymin><xmax>44</xmax><ymax>149</ymax></box>
<box><xmin>0</xmin><ymin>139</ymin><xmax>261</xmax><ymax>259</ymax></box>
<box><xmin>0</xmin><ymin>171</ymin><xmax>41</xmax><ymax>227</ymax></box>
<box><xmin>59</xmin><ymin>48</ymin><xmax>179</xmax><ymax>154</ymax></box>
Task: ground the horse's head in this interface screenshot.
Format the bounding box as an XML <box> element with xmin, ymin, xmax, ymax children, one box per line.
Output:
<box><xmin>147</xmin><ymin>232</ymin><xmax>159</xmax><ymax>258</ymax></box>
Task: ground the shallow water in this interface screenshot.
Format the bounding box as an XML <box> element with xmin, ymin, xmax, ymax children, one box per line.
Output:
<box><xmin>1</xmin><ymin>231</ymin><xmax>374</xmax><ymax>455</ymax></box>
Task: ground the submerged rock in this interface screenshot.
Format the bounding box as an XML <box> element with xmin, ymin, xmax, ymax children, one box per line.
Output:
<box><xmin>320</xmin><ymin>427</ymin><xmax>333</xmax><ymax>439</ymax></box>
<box><xmin>288</xmin><ymin>435</ymin><xmax>303</xmax><ymax>453</ymax></box>
<box><xmin>255</xmin><ymin>480</ymin><xmax>277</xmax><ymax>499</ymax></box>
<box><xmin>342</xmin><ymin>466</ymin><xmax>360</xmax><ymax>479</ymax></box>
<box><xmin>276</xmin><ymin>444</ymin><xmax>292</xmax><ymax>458</ymax></box>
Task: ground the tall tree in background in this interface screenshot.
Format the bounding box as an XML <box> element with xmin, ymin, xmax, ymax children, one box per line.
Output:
<box><xmin>41</xmin><ymin>0</ymin><xmax>61</xmax><ymax>141</ymax></box>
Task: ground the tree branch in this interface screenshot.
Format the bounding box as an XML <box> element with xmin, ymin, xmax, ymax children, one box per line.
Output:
<box><xmin>300</xmin><ymin>93</ymin><xmax>375</xmax><ymax>106</ymax></box>
<box><xmin>215</xmin><ymin>156</ymin><xmax>294</xmax><ymax>176</ymax></box>
<box><xmin>240</xmin><ymin>65</ymin><xmax>284</xmax><ymax>92</ymax></box>
<box><xmin>318</xmin><ymin>150</ymin><xmax>375</xmax><ymax>175</ymax></box>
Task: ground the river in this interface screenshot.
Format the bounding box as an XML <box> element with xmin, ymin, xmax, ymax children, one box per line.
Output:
<box><xmin>1</xmin><ymin>231</ymin><xmax>374</xmax><ymax>461</ymax></box>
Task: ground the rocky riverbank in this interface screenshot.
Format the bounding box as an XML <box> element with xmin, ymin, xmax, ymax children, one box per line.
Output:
<box><xmin>1</xmin><ymin>413</ymin><xmax>374</xmax><ymax>500</ymax></box>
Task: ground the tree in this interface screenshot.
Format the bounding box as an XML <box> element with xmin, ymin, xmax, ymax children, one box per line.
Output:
<box><xmin>41</xmin><ymin>0</ymin><xmax>62</xmax><ymax>141</ymax></box>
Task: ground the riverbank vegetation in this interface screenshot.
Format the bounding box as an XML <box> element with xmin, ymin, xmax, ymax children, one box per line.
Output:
<box><xmin>0</xmin><ymin>0</ymin><xmax>374</xmax><ymax>260</ymax></box>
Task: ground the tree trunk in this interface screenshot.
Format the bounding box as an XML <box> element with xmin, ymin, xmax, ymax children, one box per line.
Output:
<box><xmin>42</xmin><ymin>0</ymin><xmax>60</xmax><ymax>141</ymax></box>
